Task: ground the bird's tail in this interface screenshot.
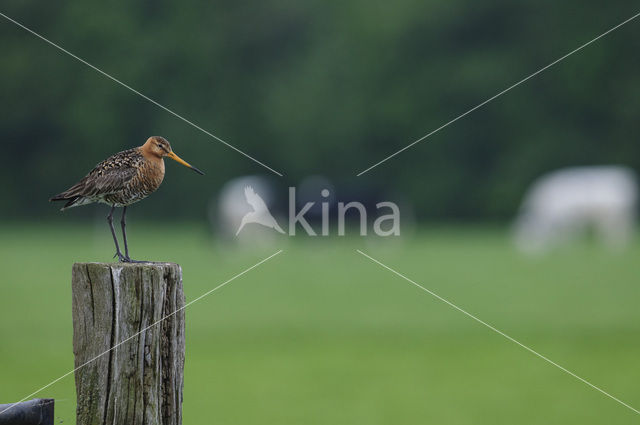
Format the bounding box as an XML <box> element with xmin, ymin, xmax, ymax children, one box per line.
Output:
<box><xmin>49</xmin><ymin>193</ymin><xmax>83</xmax><ymax>210</ymax></box>
<box><xmin>50</xmin><ymin>179</ymin><xmax>90</xmax><ymax>210</ymax></box>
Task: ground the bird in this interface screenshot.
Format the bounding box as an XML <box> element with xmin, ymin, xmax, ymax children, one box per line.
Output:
<box><xmin>236</xmin><ymin>186</ymin><xmax>285</xmax><ymax>235</ymax></box>
<box><xmin>50</xmin><ymin>136</ymin><xmax>204</xmax><ymax>262</ymax></box>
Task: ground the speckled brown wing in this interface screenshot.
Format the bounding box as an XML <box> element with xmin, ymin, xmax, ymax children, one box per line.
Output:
<box><xmin>51</xmin><ymin>148</ymin><xmax>143</xmax><ymax>209</ymax></box>
<box><xmin>84</xmin><ymin>166</ymin><xmax>138</xmax><ymax>196</ymax></box>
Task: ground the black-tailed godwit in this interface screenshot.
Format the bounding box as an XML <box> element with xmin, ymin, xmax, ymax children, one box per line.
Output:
<box><xmin>50</xmin><ymin>136</ymin><xmax>204</xmax><ymax>262</ymax></box>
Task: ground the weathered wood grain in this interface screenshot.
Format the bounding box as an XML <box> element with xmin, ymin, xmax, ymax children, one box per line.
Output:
<box><xmin>72</xmin><ymin>263</ymin><xmax>185</xmax><ymax>425</ymax></box>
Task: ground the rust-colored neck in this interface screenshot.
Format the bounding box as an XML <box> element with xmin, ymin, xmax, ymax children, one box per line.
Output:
<box><xmin>138</xmin><ymin>144</ymin><xmax>166</xmax><ymax>181</ymax></box>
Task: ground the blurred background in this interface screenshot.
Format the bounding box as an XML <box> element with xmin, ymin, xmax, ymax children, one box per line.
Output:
<box><xmin>1</xmin><ymin>0</ymin><xmax>639</xmax><ymax>424</ymax></box>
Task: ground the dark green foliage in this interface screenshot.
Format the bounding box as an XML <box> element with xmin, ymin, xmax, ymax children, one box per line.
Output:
<box><xmin>1</xmin><ymin>0</ymin><xmax>639</xmax><ymax>220</ymax></box>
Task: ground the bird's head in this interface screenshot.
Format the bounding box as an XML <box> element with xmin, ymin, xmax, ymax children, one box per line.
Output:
<box><xmin>142</xmin><ymin>136</ymin><xmax>205</xmax><ymax>175</ymax></box>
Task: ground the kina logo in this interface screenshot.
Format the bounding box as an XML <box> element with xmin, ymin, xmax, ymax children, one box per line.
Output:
<box><xmin>234</xmin><ymin>185</ymin><xmax>400</xmax><ymax>237</ymax></box>
<box><xmin>235</xmin><ymin>186</ymin><xmax>286</xmax><ymax>235</ymax></box>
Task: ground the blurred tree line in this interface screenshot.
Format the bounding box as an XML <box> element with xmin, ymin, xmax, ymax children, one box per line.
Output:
<box><xmin>1</xmin><ymin>0</ymin><xmax>638</xmax><ymax>221</ymax></box>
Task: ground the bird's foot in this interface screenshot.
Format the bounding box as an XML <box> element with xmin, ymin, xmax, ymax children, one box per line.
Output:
<box><xmin>113</xmin><ymin>252</ymin><xmax>148</xmax><ymax>263</ymax></box>
<box><xmin>126</xmin><ymin>258</ymin><xmax>148</xmax><ymax>263</ymax></box>
<box><xmin>113</xmin><ymin>252</ymin><xmax>129</xmax><ymax>262</ymax></box>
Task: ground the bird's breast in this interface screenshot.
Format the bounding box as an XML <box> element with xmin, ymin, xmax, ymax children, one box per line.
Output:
<box><xmin>131</xmin><ymin>158</ymin><xmax>165</xmax><ymax>198</ymax></box>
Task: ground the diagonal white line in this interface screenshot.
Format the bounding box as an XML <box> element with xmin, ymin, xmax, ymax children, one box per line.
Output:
<box><xmin>0</xmin><ymin>250</ymin><xmax>283</xmax><ymax>416</ymax></box>
<box><xmin>356</xmin><ymin>11</ymin><xmax>640</xmax><ymax>176</ymax></box>
<box><xmin>356</xmin><ymin>249</ymin><xmax>640</xmax><ymax>415</ymax></box>
<box><xmin>0</xmin><ymin>11</ymin><xmax>283</xmax><ymax>177</ymax></box>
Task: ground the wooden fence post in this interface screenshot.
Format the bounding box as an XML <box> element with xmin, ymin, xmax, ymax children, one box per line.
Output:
<box><xmin>71</xmin><ymin>263</ymin><xmax>185</xmax><ymax>425</ymax></box>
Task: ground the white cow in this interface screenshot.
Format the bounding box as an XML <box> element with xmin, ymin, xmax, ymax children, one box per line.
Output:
<box><xmin>513</xmin><ymin>166</ymin><xmax>637</xmax><ymax>253</ymax></box>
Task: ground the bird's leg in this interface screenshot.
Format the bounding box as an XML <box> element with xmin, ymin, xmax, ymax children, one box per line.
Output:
<box><xmin>120</xmin><ymin>206</ymin><xmax>131</xmax><ymax>261</ymax></box>
<box><xmin>120</xmin><ymin>206</ymin><xmax>147</xmax><ymax>263</ymax></box>
<box><xmin>108</xmin><ymin>206</ymin><xmax>128</xmax><ymax>262</ymax></box>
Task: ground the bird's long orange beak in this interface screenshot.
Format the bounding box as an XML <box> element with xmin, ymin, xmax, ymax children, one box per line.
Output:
<box><xmin>167</xmin><ymin>151</ymin><xmax>205</xmax><ymax>175</ymax></box>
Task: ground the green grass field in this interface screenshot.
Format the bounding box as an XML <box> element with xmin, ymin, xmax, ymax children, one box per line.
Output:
<box><xmin>0</xmin><ymin>222</ymin><xmax>639</xmax><ymax>424</ymax></box>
